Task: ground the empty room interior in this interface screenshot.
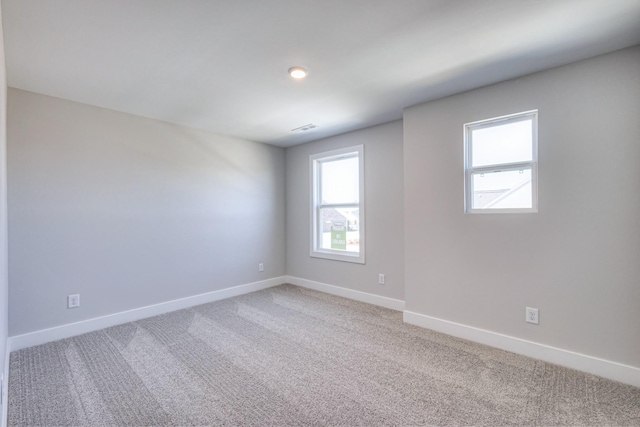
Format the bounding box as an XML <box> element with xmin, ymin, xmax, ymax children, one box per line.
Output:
<box><xmin>0</xmin><ymin>0</ymin><xmax>639</xmax><ymax>425</ymax></box>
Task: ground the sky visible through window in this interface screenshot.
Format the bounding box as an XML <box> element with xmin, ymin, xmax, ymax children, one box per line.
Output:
<box><xmin>472</xmin><ymin>120</ymin><xmax>532</xmax><ymax>167</ymax></box>
<box><xmin>321</xmin><ymin>156</ymin><xmax>359</xmax><ymax>204</ymax></box>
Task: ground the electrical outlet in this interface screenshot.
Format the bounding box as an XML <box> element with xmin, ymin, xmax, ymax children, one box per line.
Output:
<box><xmin>258</xmin><ymin>263</ymin><xmax>264</xmax><ymax>272</ymax></box>
<box><xmin>378</xmin><ymin>274</ymin><xmax>385</xmax><ymax>285</ymax></box>
<box><xmin>68</xmin><ymin>294</ymin><xmax>80</xmax><ymax>309</ymax></box>
<box><xmin>526</xmin><ymin>307</ymin><xmax>539</xmax><ymax>324</ymax></box>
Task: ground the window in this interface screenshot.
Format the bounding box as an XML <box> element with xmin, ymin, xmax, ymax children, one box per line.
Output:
<box><xmin>310</xmin><ymin>145</ymin><xmax>365</xmax><ymax>263</ymax></box>
<box><xmin>464</xmin><ymin>110</ymin><xmax>538</xmax><ymax>213</ymax></box>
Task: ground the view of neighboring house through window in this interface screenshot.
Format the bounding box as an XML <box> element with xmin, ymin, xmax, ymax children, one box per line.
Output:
<box><xmin>464</xmin><ymin>110</ymin><xmax>538</xmax><ymax>213</ymax></box>
<box><xmin>310</xmin><ymin>145</ymin><xmax>365</xmax><ymax>263</ymax></box>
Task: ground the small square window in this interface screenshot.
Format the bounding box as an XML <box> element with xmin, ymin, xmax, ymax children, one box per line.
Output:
<box><xmin>464</xmin><ymin>111</ymin><xmax>538</xmax><ymax>213</ymax></box>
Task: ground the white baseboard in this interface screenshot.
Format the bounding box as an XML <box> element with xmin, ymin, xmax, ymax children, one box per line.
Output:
<box><xmin>286</xmin><ymin>276</ymin><xmax>405</xmax><ymax>311</ymax></box>
<box><xmin>2</xmin><ymin>343</ymin><xmax>8</xmax><ymax>427</ymax></box>
<box><xmin>404</xmin><ymin>310</ymin><xmax>640</xmax><ymax>388</ymax></box>
<box><xmin>9</xmin><ymin>276</ymin><xmax>286</xmax><ymax>352</ymax></box>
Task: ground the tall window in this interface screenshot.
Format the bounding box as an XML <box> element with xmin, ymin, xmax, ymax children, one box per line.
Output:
<box><xmin>464</xmin><ymin>110</ymin><xmax>538</xmax><ymax>213</ymax></box>
<box><xmin>310</xmin><ymin>145</ymin><xmax>365</xmax><ymax>263</ymax></box>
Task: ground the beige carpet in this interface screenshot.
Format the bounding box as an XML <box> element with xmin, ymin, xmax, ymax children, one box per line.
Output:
<box><xmin>8</xmin><ymin>284</ymin><xmax>640</xmax><ymax>426</ymax></box>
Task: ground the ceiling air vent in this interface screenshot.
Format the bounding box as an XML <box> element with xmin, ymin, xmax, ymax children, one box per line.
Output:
<box><xmin>291</xmin><ymin>123</ymin><xmax>318</xmax><ymax>133</ymax></box>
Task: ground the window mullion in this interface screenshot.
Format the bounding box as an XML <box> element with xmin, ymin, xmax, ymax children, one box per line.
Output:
<box><xmin>318</xmin><ymin>203</ymin><xmax>359</xmax><ymax>209</ymax></box>
<box><xmin>469</xmin><ymin>161</ymin><xmax>533</xmax><ymax>175</ymax></box>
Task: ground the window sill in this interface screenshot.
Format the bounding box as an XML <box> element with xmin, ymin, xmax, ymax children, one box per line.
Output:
<box><xmin>310</xmin><ymin>249</ymin><xmax>365</xmax><ymax>264</ymax></box>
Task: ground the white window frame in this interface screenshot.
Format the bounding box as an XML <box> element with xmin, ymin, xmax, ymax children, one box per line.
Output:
<box><xmin>464</xmin><ymin>110</ymin><xmax>538</xmax><ymax>214</ymax></box>
<box><xmin>309</xmin><ymin>145</ymin><xmax>365</xmax><ymax>264</ymax></box>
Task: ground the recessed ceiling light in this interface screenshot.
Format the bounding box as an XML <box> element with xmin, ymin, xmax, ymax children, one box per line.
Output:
<box><xmin>288</xmin><ymin>67</ymin><xmax>308</xmax><ymax>79</ymax></box>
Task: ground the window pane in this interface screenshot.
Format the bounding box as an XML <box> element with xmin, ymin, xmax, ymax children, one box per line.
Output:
<box><xmin>472</xmin><ymin>168</ymin><xmax>532</xmax><ymax>209</ymax></box>
<box><xmin>319</xmin><ymin>207</ymin><xmax>360</xmax><ymax>253</ymax></box>
<box><xmin>320</xmin><ymin>156</ymin><xmax>359</xmax><ymax>204</ymax></box>
<box><xmin>472</xmin><ymin>119</ymin><xmax>532</xmax><ymax>167</ymax></box>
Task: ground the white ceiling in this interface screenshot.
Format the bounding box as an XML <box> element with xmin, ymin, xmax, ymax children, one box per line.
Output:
<box><xmin>3</xmin><ymin>0</ymin><xmax>640</xmax><ymax>147</ymax></box>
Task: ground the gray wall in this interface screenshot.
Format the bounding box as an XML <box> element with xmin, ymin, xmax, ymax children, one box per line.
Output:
<box><xmin>0</xmin><ymin>1</ymin><xmax>8</xmax><ymax>403</ymax></box>
<box><xmin>286</xmin><ymin>121</ymin><xmax>404</xmax><ymax>301</ymax></box>
<box><xmin>7</xmin><ymin>89</ymin><xmax>285</xmax><ymax>336</ymax></box>
<box><xmin>404</xmin><ymin>47</ymin><xmax>640</xmax><ymax>367</ymax></box>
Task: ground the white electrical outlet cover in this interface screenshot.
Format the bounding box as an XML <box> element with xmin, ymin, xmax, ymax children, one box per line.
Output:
<box><xmin>526</xmin><ymin>307</ymin><xmax>539</xmax><ymax>324</ymax></box>
<box><xmin>68</xmin><ymin>294</ymin><xmax>80</xmax><ymax>309</ymax></box>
